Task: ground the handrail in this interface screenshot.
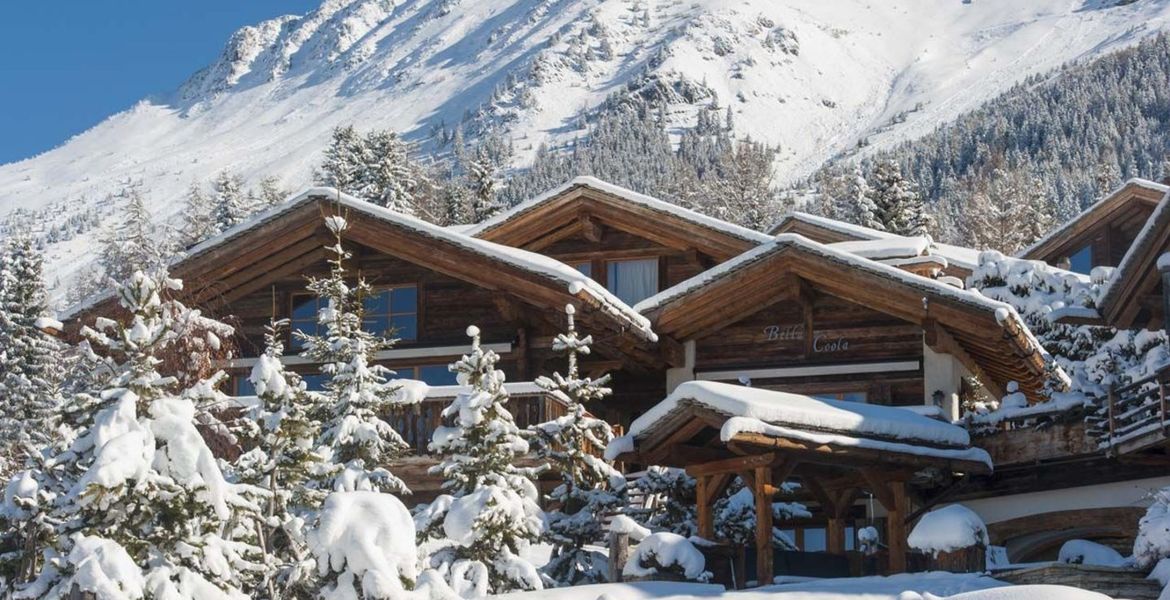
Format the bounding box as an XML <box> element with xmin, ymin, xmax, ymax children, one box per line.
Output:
<box><xmin>1092</xmin><ymin>361</ymin><xmax>1170</xmax><ymax>450</ymax></box>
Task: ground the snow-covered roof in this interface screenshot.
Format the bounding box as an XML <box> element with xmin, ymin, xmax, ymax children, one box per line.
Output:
<box><xmin>63</xmin><ymin>187</ymin><xmax>656</xmax><ymax>342</ymax></box>
<box><xmin>827</xmin><ymin>236</ymin><xmax>932</xmax><ymax>260</ymax></box>
<box><xmin>1097</xmin><ymin>183</ymin><xmax>1170</xmax><ymax>324</ymax></box>
<box><xmin>1018</xmin><ymin>177</ymin><xmax>1169</xmax><ymax>260</ymax></box>
<box><xmin>466</xmin><ymin>176</ymin><xmax>774</xmax><ymax>245</ymax></box>
<box><xmin>770</xmin><ymin>211</ymin><xmax>981</xmax><ymax>271</ymax></box>
<box><xmin>612</xmin><ymin>381</ymin><xmax>992</xmax><ymax>468</ymax></box>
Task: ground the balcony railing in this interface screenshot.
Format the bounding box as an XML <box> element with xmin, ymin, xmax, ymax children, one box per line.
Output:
<box><xmin>1088</xmin><ymin>364</ymin><xmax>1170</xmax><ymax>453</ymax></box>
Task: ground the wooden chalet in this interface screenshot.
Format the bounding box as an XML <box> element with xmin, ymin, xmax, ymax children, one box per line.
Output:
<box><xmin>63</xmin><ymin>175</ymin><xmax>1159</xmax><ymax>578</ymax></box>
<box><xmin>1020</xmin><ymin>178</ymin><xmax>1169</xmax><ymax>274</ymax></box>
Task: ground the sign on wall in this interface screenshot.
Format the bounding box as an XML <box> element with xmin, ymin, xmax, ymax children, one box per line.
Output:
<box><xmin>762</xmin><ymin>325</ymin><xmax>849</xmax><ymax>353</ymax></box>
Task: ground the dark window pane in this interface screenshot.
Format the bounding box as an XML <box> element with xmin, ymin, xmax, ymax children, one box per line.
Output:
<box><xmin>1069</xmin><ymin>245</ymin><xmax>1093</xmax><ymax>274</ymax></box>
<box><xmin>387</xmin><ymin>367</ymin><xmax>417</xmax><ymax>380</ymax></box>
<box><xmin>574</xmin><ymin>262</ymin><xmax>592</xmax><ymax>278</ymax></box>
<box><xmin>362</xmin><ymin>316</ymin><xmax>390</xmax><ymax>337</ymax></box>
<box><xmin>391</xmin><ymin>287</ymin><xmax>417</xmax><ymax>313</ymax></box>
<box><xmin>235</xmin><ymin>376</ymin><xmax>256</xmax><ymax>396</ymax></box>
<box><xmin>302</xmin><ymin>373</ymin><xmax>328</xmax><ymax>391</ymax></box>
<box><xmin>364</xmin><ymin>289</ymin><xmax>390</xmax><ymax>314</ymax></box>
<box><xmin>804</xmin><ymin>528</ymin><xmax>827</xmax><ymax>552</ymax></box>
<box><xmin>419</xmin><ymin>364</ymin><xmax>459</xmax><ymax>386</ymax></box>
<box><xmin>391</xmin><ymin>315</ymin><xmax>418</xmax><ymax>341</ymax></box>
<box><xmin>291</xmin><ymin>296</ymin><xmax>320</xmax><ymax>319</ymax></box>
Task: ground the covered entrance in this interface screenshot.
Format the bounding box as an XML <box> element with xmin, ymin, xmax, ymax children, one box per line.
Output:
<box><xmin>609</xmin><ymin>380</ymin><xmax>992</xmax><ymax>586</ymax></box>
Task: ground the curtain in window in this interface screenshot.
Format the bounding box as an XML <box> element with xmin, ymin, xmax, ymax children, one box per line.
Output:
<box><xmin>607</xmin><ymin>258</ymin><xmax>658</xmax><ymax>305</ymax></box>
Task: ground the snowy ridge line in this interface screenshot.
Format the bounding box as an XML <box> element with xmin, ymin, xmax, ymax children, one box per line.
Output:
<box><xmin>1016</xmin><ymin>177</ymin><xmax>1170</xmax><ymax>259</ymax></box>
<box><xmin>1099</xmin><ymin>183</ymin><xmax>1170</xmax><ymax>311</ymax></box>
<box><xmin>61</xmin><ymin>186</ymin><xmax>657</xmax><ymax>341</ymax></box>
<box><xmin>466</xmin><ymin>176</ymin><xmax>775</xmax><ymax>244</ymax></box>
<box><xmin>625</xmin><ymin>380</ymin><xmax>975</xmax><ymax>448</ymax></box>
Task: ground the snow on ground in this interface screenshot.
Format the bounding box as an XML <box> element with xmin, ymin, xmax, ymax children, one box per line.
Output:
<box><xmin>908</xmin><ymin>505</ymin><xmax>989</xmax><ymax>556</ymax></box>
<box><xmin>6</xmin><ymin>0</ymin><xmax>1170</xmax><ymax>293</ymax></box>
<box><xmin>494</xmin><ymin>572</ymin><xmax>1107</xmax><ymax>600</ymax></box>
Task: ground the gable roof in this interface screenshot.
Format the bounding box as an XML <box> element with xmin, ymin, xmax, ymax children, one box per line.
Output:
<box><xmin>467</xmin><ymin>176</ymin><xmax>773</xmax><ymax>259</ymax></box>
<box><xmin>64</xmin><ymin>187</ymin><xmax>657</xmax><ymax>346</ymax></box>
<box><xmin>768</xmin><ymin>212</ymin><xmax>981</xmax><ymax>275</ymax></box>
<box><xmin>1097</xmin><ymin>188</ymin><xmax>1170</xmax><ymax>328</ymax></box>
<box><xmin>636</xmin><ymin>234</ymin><xmax>1069</xmax><ymax>403</ymax></box>
<box><xmin>1018</xmin><ymin>178</ymin><xmax>1168</xmax><ymax>262</ymax></box>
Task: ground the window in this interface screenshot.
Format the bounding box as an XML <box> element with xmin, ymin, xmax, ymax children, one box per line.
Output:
<box><xmin>363</xmin><ymin>286</ymin><xmax>418</xmax><ymax>342</ymax></box>
<box><xmin>814</xmin><ymin>391</ymin><xmax>868</xmax><ymax>403</ymax></box>
<box><xmin>572</xmin><ymin>262</ymin><xmax>592</xmax><ymax>278</ymax></box>
<box><xmin>1068</xmin><ymin>245</ymin><xmax>1093</xmax><ymax>274</ymax></box>
<box><xmin>605</xmin><ymin>258</ymin><xmax>659</xmax><ymax>305</ymax></box>
<box><xmin>291</xmin><ymin>286</ymin><xmax>418</xmax><ymax>346</ymax></box>
<box><xmin>290</xmin><ymin>294</ymin><xmax>326</xmax><ymax>347</ymax></box>
<box><xmin>302</xmin><ymin>373</ymin><xmax>329</xmax><ymax>392</ymax></box>
<box><xmin>234</xmin><ymin>375</ymin><xmax>256</xmax><ymax>397</ymax></box>
<box><xmin>803</xmin><ymin>527</ymin><xmax>827</xmax><ymax>552</ymax></box>
<box><xmin>419</xmin><ymin>364</ymin><xmax>459</xmax><ymax>386</ymax></box>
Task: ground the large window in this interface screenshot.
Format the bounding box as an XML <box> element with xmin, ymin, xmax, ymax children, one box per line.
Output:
<box><xmin>814</xmin><ymin>391</ymin><xmax>868</xmax><ymax>403</ymax></box>
<box><xmin>606</xmin><ymin>258</ymin><xmax>659</xmax><ymax>305</ymax></box>
<box><xmin>291</xmin><ymin>286</ymin><xmax>418</xmax><ymax>346</ymax></box>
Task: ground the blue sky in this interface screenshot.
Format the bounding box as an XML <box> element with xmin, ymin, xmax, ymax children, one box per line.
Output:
<box><xmin>0</xmin><ymin>1</ymin><xmax>320</xmax><ymax>165</ymax></box>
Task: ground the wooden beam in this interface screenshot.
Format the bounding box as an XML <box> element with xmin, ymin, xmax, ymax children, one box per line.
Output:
<box><xmin>579</xmin><ymin>213</ymin><xmax>602</xmax><ymax>243</ymax></box>
<box><xmin>686</xmin><ymin>452</ymin><xmax>779</xmax><ymax>478</ymax></box>
<box><xmin>886</xmin><ymin>479</ymin><xmax>910</xmax><ymax>573</ymax></box>
<box><xmin>754</xmin><ymin>465</ymin><xmax>774</xmax><ymax>586</ymax></box>
<box><xmin>696</xmin><ymin>475</ymin><xmax>715</xmax><ymax>540</ymax></box>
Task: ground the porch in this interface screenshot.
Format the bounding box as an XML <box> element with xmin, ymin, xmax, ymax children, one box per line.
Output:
<box><xmin>609</xmin><ymin>380</ymin><xmax>992</xmax><ymax>587</ymax></box>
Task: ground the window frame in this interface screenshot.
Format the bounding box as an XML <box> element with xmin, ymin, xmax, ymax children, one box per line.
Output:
<box><xmin>288</xmin><ymin>283</ymin><xmax>420</xmax><ymax>345</ymax></box>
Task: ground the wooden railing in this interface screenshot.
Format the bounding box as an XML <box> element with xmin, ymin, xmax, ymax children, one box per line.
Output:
<box><xmin>1088</xmin><ymin>364</ymin><xmax>1170</xmax><ymax>452</ymax></box>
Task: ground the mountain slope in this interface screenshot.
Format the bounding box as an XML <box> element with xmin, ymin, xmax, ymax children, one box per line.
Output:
<box><xmin>4</xmin><ymin>0</ymin><xmax>1170</xmax><ymax>290</ymax></box>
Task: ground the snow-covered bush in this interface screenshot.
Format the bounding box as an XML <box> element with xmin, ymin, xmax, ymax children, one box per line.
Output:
<box><xmin>1058</xmin><ymin>539</ymin><xmax>1127</xmax><ymax>567</ymax></box>
<box><xmin>415</xmin><ymin>326</ymin><xmax>545</xmax><ymax>596</ymax></box>
<box><xmin>858</xmin><ymin>526</ymin><xmax>880</xmax><ymax>555</ymax></box>
<box><xmin>529</xmin><ymin>305</ymin><xmax>626</xmax><ymax>586</ymax></box>
<box><xmin>1134</xmin><ymin>486</ymin><xmax>1170</xmax><ymax>569</ymax></box>
<box><xmin>629</xmin><ymin>467</ymin><xmax>697</xmax><ymax>537</ymax></box>
<box><xmin>622</xmin><ymin>532</ymin><xmax>710</xmax><ymax>582</ymax></box>
<box><xmin>297</xmin><ymin>215</ymin><xmax>417</xmax><ymax>495</ymax></box>
<box><xmin>908</xmin><ymin>504</ymin><xmax>988</xmax><ymax>556</ymax></box>
<box><xmin>310</xmin><ymin>491</ymin><xmax>420</xmax><ymax>600</ymax></box>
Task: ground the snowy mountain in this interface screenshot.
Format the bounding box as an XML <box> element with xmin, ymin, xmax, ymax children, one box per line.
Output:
<box><xmin>4</xmin><ymin>0</ymin><xmax>1170</xmax><ymax>290</ymax></box>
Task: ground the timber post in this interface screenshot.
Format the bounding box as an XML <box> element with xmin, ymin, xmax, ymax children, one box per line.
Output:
<box><xmin>696</xmin><ymin>475</ymin><xmax>715</xmax><ymax>540</ymax></box>
<box><xmin>608</xmin><ymin>531</ymin><xmax>629</xmax><ymax>582</ymax></box>
<box><xmin>1107</xmin><ymin>384</ymin><xmax>1116</xmax><ymax>445</ymax></box>
<box><xmin>886</xmin><ymin>479</ymin><xmax>910</xmax><ymax>574</ymax></box>
<box><xmin>753</xmin><ymin>466</ymin><xmax>773</xmax><ymax>586</ymax></box>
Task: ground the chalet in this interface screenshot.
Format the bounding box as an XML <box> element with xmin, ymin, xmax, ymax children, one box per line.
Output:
<box><xmin>1020</xmin><ymin>178</ymin><xmax>1169</xmax><ymax>274</ymax></box>
<box><xmin>57</xmin><ymin>175</ymin><xmax>1170</xmax><ymax>585</ymax></box>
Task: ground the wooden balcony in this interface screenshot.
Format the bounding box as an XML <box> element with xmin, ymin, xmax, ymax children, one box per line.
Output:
<box><xmin>1089</xmin><ymin>364</ymin><xmax>1170</xmax><ymax>455</ymax></box>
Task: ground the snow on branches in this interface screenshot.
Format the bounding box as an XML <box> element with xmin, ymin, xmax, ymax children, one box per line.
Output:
<box><xmin>415</xmin><ymin>326</ymin><xmax>545</xmax><ymax>596</ymax></box>
<box><xmin>529</xmin><ymin>304</ymin><xmax>626</xmax><ymax>586</ymax></box>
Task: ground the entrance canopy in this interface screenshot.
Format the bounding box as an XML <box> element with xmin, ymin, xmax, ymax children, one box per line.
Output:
<box><xmin>607</xmin><ymin>381</ymin><xmax>991</xmax><ymax>580</ymax></box>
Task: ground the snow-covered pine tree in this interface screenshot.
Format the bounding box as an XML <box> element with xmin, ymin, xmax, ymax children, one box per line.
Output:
<box><xmin>320</xmin><ymin>125</ymin><xmax>367</xmax><ymax>194</ymax></box>
<box><xmin>17</xmin><ymin>271</ymin><xmax>265</xmax><ymax>599</ymax></box>
<box><xmin>257</xmin><ymin>176</ymin><xmax>288</xmax><ymax>211</ymax></box>
<box><xmin>363</xmin><ymin>129</ymin><xmax>424</xmax><ymax>216</ymax></box>
<box><xmin>233</xmin><ymin>318</ymin><xmax>326</xmax><ymax>599</ymax></box>
<box><xmin>700</xmin><ymin>137</ymin><xmax>779</xmax><ymax>229</ymax></box>
<box><xmin>212</xmin><ymin>170</ymin><xmax>249</xmax><ymax>234</ymax></box>
<box><xmin>415</xmin><ymin>326</ymin><xmax>545</xmax><ymax>596</ymax></box>
<box><xmin>867</xmin><ymin>159</ymin><xmax>927</xmax><ymax>236</ymax></box>
<box><xmin>179</xmin><ymin>182</ymin><xmax>216</xmax><ymax>247</ymax></box>
<box><xmin>467</xmin><ymin>159</ymin><xmax>500</xmax><ymax>223</ymax></box>
<box><xmin>529</xmin><ymin>305</ymin><xmax>625</xmax><ymax>586</ymax></box>
<box><xmin>0</xmin><ymin>235</ymin><xmax>64</xmax><ymax>463</ymax></box>
<box><xmin>97</xmin><ymin>185</ymin><xmax>171</xmax><ymax>284</ymax></box>
<box><xmin>296</xmin><ymin>214</ymin><xmax>414</xmax><ymax>495</ymax></box>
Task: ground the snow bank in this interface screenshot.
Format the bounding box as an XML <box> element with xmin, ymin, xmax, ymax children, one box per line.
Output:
<box><xmin>310</xmin><ymin>491</ymin><xmax>420</xmax><ymax>600</ymax></box>
<box><xmin>1135</xmin><ymin>487</ymin><xmax>1170</xmax><ymax>569</ymax></box>
<box><xmin>943</xmin><ymin>586</ymin><xmax>1112</xmax><ymax>600</ymax></box>
<box><xmin>623</xmin><ymin>533</ymin><xmax>709</xmax><ymax>582</ymax></box>
<box><xmin>908</xmin><ymin>505</ymin><xmax>988</xmax><ymax>556</ymax></box>
<box><xmin>1057</xmin><ymin>539</ymin><xmax>1127</xmax><ymax>567</ymax></box>
<box><xmin>609</xmin><ymin>514</ymin><xmax>652</xmax><ymax>541</ymax></box>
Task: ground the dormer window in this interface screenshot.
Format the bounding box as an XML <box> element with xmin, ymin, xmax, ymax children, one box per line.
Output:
<box><xmin>606</xmin><ymin>258</ymin><xmax>659</xmax><ymax>305</ymax></box>
<box><xmin>1067</xmin><ymin>245</ymin><xmax>1093</xmax><ymax>274</ymax></box>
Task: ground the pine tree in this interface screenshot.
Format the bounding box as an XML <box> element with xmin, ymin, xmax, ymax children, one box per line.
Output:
<box><xmin>529</xmin><ymin>305</ymin><xmax>625</xmax><ymax>586</ymax></box>
<box><xmin>320</xmin><ymin>126</ymin><xmax>366</xmax><ymax>194</ymax></box>
<box><xmin>296</xmin><ymin>214</ymin><xmax>413</xmax><ymax>495</ymax></box>
<box><xmin>628</xmin><ymin>467</ymin><xmax>697</xmax><ymax>536</ymax></box>
<box><xmin>233</xmin><ymin>319</ymin><xmax>325</xmax><ymax>599</ymax></box>
<box><xmin>363</xmin><ymin>129</ymin><xmax>422</xmax><ymax>215</ymax></box>
<box><xmin>257</xmin><ymin>176</ymin><xmax>288</xmax><ymax>210</ymax></box>
<box><xmin>0</xmin><ymin>235</ymin><xmax>64</xmax><ymax>463</ymax></box>
<box><xmin>416</xmin><ymin>326</ymin><xmax>545</xmax><ymax>596</ymax></box>
<box><xmin>17</xmin><ymin>271</ymin><xmax>265</xmax><ymax>599</ymax></box>
<box><xmin>179</xmin><ymin>182</ymin><xmax>216</xmax><ymax>247</ymax></box>
<box><xmin>467</xmin><ymin>158</ymin><xmax>500</xmax><ymax>223</ymax></box>
<box><xmin>867</xmin><ymin>160</ymin><xmax>927</xmax><ymax>236</ymax></box>
<box><xmin>97</xmin><ymin>185</ymin><xmax>170</xmax><ymax>283</ymax></box>
<box><xmin>700</xmin><ymin>137</ymin><xmax>779</xmax><ymax>229</ymax></box>
<box><xmin>212</xmin><ymin>170</ymin><xmax>248</xmax><ymax>233</ymax></box>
